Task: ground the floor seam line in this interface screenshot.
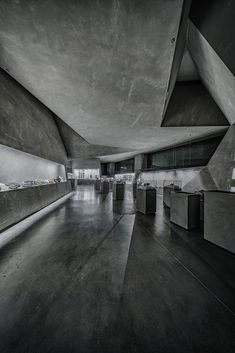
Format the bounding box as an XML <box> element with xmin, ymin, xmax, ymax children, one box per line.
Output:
<box><xmin>118</xmin><ymin>217</ymin><xmax>135</xmax><ymax>304</ymax></box>
<box><xmin>154</xmin><ymin>237</ymin><xmax>235</xmax><ymax>318</ymax></box>
<box><xmin>73</xmin><ymin>215</ymin><xmax>124</xmax><ymax>275</ymax></box>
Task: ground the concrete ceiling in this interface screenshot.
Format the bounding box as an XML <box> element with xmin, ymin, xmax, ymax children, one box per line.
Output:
<box><xmin>188</xmin><ymin>21</ymin><xmax>235</xmax><ymax>125</ymax></box>
<box><xmin>0</xmin><ymin>0</ymin><xmax>232</xmax><ymax>162</ymax></box>
<box><xmin>177</xmin><ymin>49</ymin><xmax>199</xmax><ymax>81</ymax></box>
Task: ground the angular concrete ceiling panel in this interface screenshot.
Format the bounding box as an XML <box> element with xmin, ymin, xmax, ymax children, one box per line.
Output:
<box><xmin>190</xmin><ymin>0</ymin><xmax>235</xmax><ymax>75</ymax></box>
<box><xmin>188</xmin><ymin>21</ymin><xmax>235</xmax><ymax>125</ymax></box>
<box><xmin>162</xmin><ymin>0</ymin><xmax>192</xmax><ymax>116</ymax></box>
<box><xmin>0</xmin><ymin>0</ymin><xmax>184</xmax><ymax>150</ymax></box>
<box><xmin>162</xmin><ymin>82</ymin><xmax>229</xmax><ymax>127</ymax></box>
<box><xmin>183</xmin><ymin>125</ymin><xmax>235</xmax><ymax>192</ymax></box>
<box><xmin>177</xmin><ymin>49</ymin><xmax>199</xmax><ymax>81</ymax></box>
<box><xmin>55</xmin><ymin>116</ymin><xmax>134</xmax><ymax>159</ymax></box>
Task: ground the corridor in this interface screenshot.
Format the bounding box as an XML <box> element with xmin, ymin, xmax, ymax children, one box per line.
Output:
<box><xmin>0</xmin><ymin>185</ymin><xmax>234</xmax><ymax>353</ymax></box>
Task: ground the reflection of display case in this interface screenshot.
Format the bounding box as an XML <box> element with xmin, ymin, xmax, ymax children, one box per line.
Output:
<box><xmin>109</xmin><ymin>179</ymin><xmax>114</xmax><ymax>191</ymax></box>
<box><xmin>113</xmin><ymin>182</ymin><xmax>125</xmax><ymax>200</ymax></box>
<box><xmin>95</xmin><ymin>179</ymin><xmax>101</xmax><ymax>191</ymax></box>
<box><xmin>100</xmin><ymin>180</ymin><xmax>109</xmax><ymax>194</ymax></box>
<box><xmin>132</xmin><ymin>182</ymin><xmax>137</xmax><ymax>198</ymax></box>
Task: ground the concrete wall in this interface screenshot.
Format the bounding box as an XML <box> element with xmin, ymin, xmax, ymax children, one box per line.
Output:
<box><xmin>162</xmin><ymin>82</ymin><xmax>228</xmax><ymax>127</ymax></box>
<box><xmin>190</xmin><ymin>0</ymin><xmax>235</xmax><ymax>75</ymax></box>
<box><xmin>0</xmin><ymin>144</ymin><xmax>66</xmax><ymax>184</ymax></box>
<box><xmin>183</xmin><ymin>125</ymin><xmax>235</xmax><ymax>192</ymax></box>
<box><xmin>0</xmin><ymin>69</ymin><xmax>67</xmax><ymax>164</ymax></box>
<box><xmin>188</xmin><ymin>21</ymin><xmax>235</xmax><ymax>126</ymax></box>
<box><xmin>72</xmin><ymin>158</ymin><xmax>100</xmax><ymax>170</ymax></box>
<box><xmin>0</xmin><ymin>182</ymin><xmax>71</xmax><ymax>232</ymax></box>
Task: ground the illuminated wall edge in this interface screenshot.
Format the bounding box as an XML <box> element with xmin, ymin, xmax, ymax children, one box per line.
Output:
<box><xmin>0</xmin><ymin>144</ymin><xmax>66</xmax><ymax>184</ymax></box>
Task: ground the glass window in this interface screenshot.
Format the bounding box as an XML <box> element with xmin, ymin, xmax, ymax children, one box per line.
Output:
<box><xmin>146</xmin><ymin>136</ymin><xmax>223</xmax><ymax>170</ymax></box>
<box><xmin>101</xmin><ymin>163</ymin><xmax>108</xmax><ymax>176</ymax></box>
<box><xmin>115</xmin><ymin>158</ymin><xmax>135</xmax><ymax>173</ymax></box>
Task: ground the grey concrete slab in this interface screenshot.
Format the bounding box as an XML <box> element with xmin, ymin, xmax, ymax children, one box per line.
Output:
<box><xmin>204</xmin><ymin>191</ymin><xmax>235</xmax><ymax>254</ymax></box>
<box><xmin>136</xmin><ymin>187</ymin><xmax>156</xmax><ymax>214</ymax></box>
<box><xmin>118</xmin><ymin>210</ymin><xmax>235</xmax><ymax>353</ymax></box>
<box><xmin>190</xmin><ymin>0</ymin><xmax>235</xmax><ymax>75</ymax></box>
<box><xmin>56</xmin><ymin>117</ymin><xmax>132</xmax><ymax>159</ymax></box>
<box><xmin>162</xmin><ymin>82</ymin><xmax>229</xmax><ymax>127</ymax></box>
<box><xmin>0</xmin><ymin>182</ymin><xmax>71</xmax><ymax>232</ymax></box>
<box><xmin>207</xmin><ymin>125</ymin><xmax>235</xmax><ymax>191</ymax></box>
<box><xmin>170</xmin><ymin>192</ymin><xmax>200</xmax><ymax>230</ymax></box>
<box><xmin>0</xmin><ymin>69</ymin><xmax>67</xmax><ymax>164</ymax></box>
<box><xmin>113</xmin><ymin>182</ymin><xmax>125</xmax><ymax>200</ymax></box>
<box><xmin>183</xmin><ymin>125</ymin><xmax>235</xmax><ymax>192</ymax></box>
<box><xmin>0</xmin><ymin>0</ymin><xmax>184</xmax><ymax>149</ymax></box>
<box><xmin>177</xmin><ymin>49</ymin><xmax>199</xmax><ymax>81</ymax></box>
<box><xmin>0</xmin><ymin>0</ymin><xmax>223</xmax><ymax>155</ymax></box>
<box><xmin>188</xmin><ymin>21</ymin><xmax>235</xmax><ymax>125</ymax></box>
<box><xmin>163</xmin><ymin>185</ymin><xmax>181</xmax><ymax>208</ymax></box>
<box><xmin>0</xmin><ymin>187</ymin><xmax>235</xmax><ymax>352</ymax></box>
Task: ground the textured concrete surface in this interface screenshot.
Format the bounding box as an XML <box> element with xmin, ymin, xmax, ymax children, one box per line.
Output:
<box><xmin>162</xmin><ymin>82</ymin><xmax>229</xmax><ymax>127</ymax></box>
<box><xmin>207</xmin><ymin>125</ymin><xmax>235</xmax><ymax>191</ymax></box>
<box><xmin>0</xmin><ymin>0</ymin><xmax>227</xmax><ymax>156</ymax></box>
<box><xmin>0</xmin><ymin>0</ymin><xmax>184</xmax><ymax>149</ymax></box>
<box><xmin>0</xmin><ymin>69</ymin><xmax>67</xmax><ymax>164</ymax></box>
<box><xmin>55</xmin><ymin>117</ymin><xmax>132</xmax><ymax>159</ymax></box>
<box><xmin>183</xmin><ymin>167</ymin><xmax>218</xmax><ymax>193</ymax></box>
<box><xmin>0</xmin><ymin>182</ymin><xmax>71</xmax><ymax>232</ymax></box>
<box><xmin>162</xmin><ymin>0</ymin><xmax>192</xmax><ymax>116</ymax></box>
<box><xmin>0</xmin><ymin>193</ymin><xmax>73</xmax><ymax>250</ymax></box>
<box><xmin>188</xmin><ymin>21</ymin><xmax>235</xmax><ymax>125</ymax></box>
<box><xmin>183</xmin><ymin>125</ymin><xmax>235</xmax><ymax>192</ymax></box>
<box><xmin>177</xmin><ymin>49</ymin><xmax>199</xmax><ymax>81</ymax></box>
<box><xmin>190</xmin><ymin>0</ymin><xmax>235</xmax><ymax>75</ymax></box>
<box><xmin>204</xmin><ymin>191</ymin><xmax>235</xmax><ymax>254</ymax></box>
<box><xmin>170</xmin><ymin>192</ymin><xmax>200</xmax><ymax>230</ymax></box>
<box><xmin>72</xmin><ymin>158</ymin><xmax>100</xmax><ymax>170</ymax></box>
<box><xmin>98</xmin><ymin>125</ymin><xmax>227</xmax><ymax>162</ymax></box>
<box><xmin>0</xmin><ymin>186</ymin><xmax>235</xmax><ymax>353</ymax></box>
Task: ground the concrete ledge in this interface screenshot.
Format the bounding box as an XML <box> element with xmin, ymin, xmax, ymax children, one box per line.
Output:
<box><xmin>0</xmin><ymin>191</ymin><xmax>73</xmax><ymax>249</ymax></box>
<box><xmin>0</xmin><ymin>181</ymin><xmax>71</xmax><ymax>232</ymax></box>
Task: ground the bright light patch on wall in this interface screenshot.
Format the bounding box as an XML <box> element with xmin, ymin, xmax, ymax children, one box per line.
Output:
<box><xmin>73</xmin><ymin>169</ymin><xmax>100</xmax><ymax>179</ymax></box>
<box><xmin>0</xmin><ymin>144</ymin><xmax>66</xmax><ymax>184</ymax></box>
<box><xmin>230</xmin><ymin>167</ymin><xmax>235</xmax><ymax>191</ymax></box>
<box><xmin>114</xmin><ymin>173</ymin><xmax>135</xmax><ymax>183</ymax></box>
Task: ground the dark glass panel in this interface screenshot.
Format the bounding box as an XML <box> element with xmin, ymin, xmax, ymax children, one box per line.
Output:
<box><xmin>146</xmin><ymin>136</ymin><xmax>223</xmax><ymax>170</ymax></box>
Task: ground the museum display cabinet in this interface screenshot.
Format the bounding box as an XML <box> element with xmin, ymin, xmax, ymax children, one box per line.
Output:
<box><xmin>163</xmin><ymin>184</ymin><xmax>181</xmax><ymax>208</ymax></box>
<box><xmin>113</xmin><ymin>181</ymin><xmax>125</xmax><ymax>200</ymax></box>
<box><xmin>170</xmin><ymin>192</ymin><xmax>201</xmax><ymax>230</ymax></box>
<box><xmin>204</xmin><ymin>191</ymin><xmax>235</xmax><ymax>254</ymax></box>
<box><xmin>136</xmin><ymin>185</ymin><xmax>156</xmax><ymax>215</ymax></box>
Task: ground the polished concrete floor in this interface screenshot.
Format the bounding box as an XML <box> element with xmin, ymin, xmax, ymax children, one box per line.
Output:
<box><xmin>0</xmin><ymin>185</ymin><xmax>235</xmax><ymax>353</ymax></box>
